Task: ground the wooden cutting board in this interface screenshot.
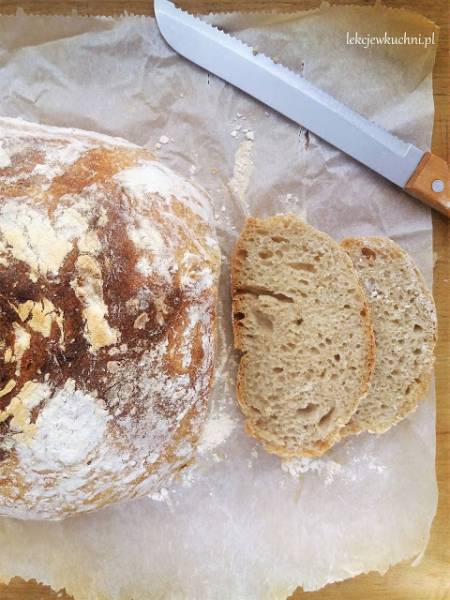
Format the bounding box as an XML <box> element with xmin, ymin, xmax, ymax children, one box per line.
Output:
<box><xmin>0</xmin><ymin>1</ymin><xmax>448</xmax><ymax>598</ymax></box>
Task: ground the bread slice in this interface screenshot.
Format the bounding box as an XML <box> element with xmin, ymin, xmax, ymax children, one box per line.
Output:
<box><xmin>340</xmin><ymin>237</ymin><xmax>436</xmax><ymax>435</ymax></box>
<box><xmin>231</xmin><ymin>215</ymin><xmax>375</xmax><ymax>458</ymax></box>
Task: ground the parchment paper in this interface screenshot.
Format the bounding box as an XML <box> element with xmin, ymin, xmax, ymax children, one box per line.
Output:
<box><xmin>0</xmin><ymin>5</ymin><xmax>439</xmax><ymax>599</ymax></box>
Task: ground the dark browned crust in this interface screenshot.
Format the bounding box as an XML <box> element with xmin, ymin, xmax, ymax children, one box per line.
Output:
<box><xmin>0</xmin><ymin>147</ymin><xmax>176</xmax><ymax>430</ymax></box>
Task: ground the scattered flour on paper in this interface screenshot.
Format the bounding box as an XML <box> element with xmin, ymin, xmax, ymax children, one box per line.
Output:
<box><xmin>283</xmin><ymin>193</ymin><xmax>307</xmax><ymax>222</ymax></box>
<box><xmin>281</xmin><ymin>457</ymin><xmax>344</xmax><ymax>485</ymax></box>
<box><xmin>0</xmin><ymin>141</ymin><xmax>11</xmax><ymax>168</ymax></box>
<box><xmin>148</xmin><ymin>487</ymin><xmax>170</xmax><ymax>503</ymax></box>
<box><xmin>228</xmin><ymin>138</ymin><xmax>254</xmax><ymax>215</ymax></box>
<box><xmin>230</xmin><ymin>128</ymin><xmax>254</xmax><ymax>141</ymax></box>
<box><xmin>198</xmin><ymin>413</ymin><xmax>236</xmax><ymax>455</ymax></box>
<box><xmin>352</xmin><ymin>455</ymin><xmax>387</xmax><ymax>474</ymax></box>
<box><xmin>281</xmin><ymin>454</ymin><xmax>386</xmax><ymax>484</ymax></box>
<box><xmin>247</xmin><ymin>447</ymin><xmax>260</xmax><ymax>469</ymax></box>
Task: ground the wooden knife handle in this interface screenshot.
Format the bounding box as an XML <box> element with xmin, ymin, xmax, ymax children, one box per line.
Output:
<box><xmin>405</xmin><ymin>152</ymin><xmax>450</xmax><ymax>217</ymax></box>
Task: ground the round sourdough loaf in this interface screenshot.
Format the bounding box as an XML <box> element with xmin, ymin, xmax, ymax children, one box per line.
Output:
<box><xmin>0</xmin><ymin>117</ymin><xmax>220</xmax><ymax>520</ymax></box>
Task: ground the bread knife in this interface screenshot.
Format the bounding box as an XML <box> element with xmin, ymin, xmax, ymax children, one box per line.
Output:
<box><xmin>154</xmin><ymin>0</ymin><xmax>449</xmax><ymax>218</ymax></box>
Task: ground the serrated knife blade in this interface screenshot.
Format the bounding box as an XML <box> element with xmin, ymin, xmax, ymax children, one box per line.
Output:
<box><xmin>154</xmin><ymin>0</ymin><xmax>450</xmax><ymax>216</ymax></box>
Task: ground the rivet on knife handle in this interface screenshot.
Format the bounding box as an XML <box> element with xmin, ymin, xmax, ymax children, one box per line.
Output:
<box><xmin>405</xmin><ymin>153</ymin><xmax>450</xmax><ymax>218</ymax></box>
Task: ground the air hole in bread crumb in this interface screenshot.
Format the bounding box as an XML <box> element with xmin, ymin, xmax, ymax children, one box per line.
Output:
<box><xmin>295</xmin><ymin>319</ymin><xmax>303</xmax><ymax>326</ymax></box>
<box><xmin>271</xmin><ymin>235</ymin><xmax>288</xmax><ymax>243</ymax></box>
<box><xmin>237</xmin><ymin>249</ymin><xmax>248</xmax><ymax>259</ymax></box>
<box><xmin>253</xmin><ymin>309</ymin><xmax>274</xmax><ymax>332</ymax></box>
<box><xmin>234</xmin><ymin>312</ymin><xmax>245</xmax><ymax>321</ymax></box>
<box><xmin>414</xmin><ymin>324</ymin><xmax>423</xmax><ymax>331</ymax></box>
<box><xmin>273</xmin><ymin>367</ymin><xmax>284</xmax><ymax>373</ymax></box>
<box><xmin>259</xmin><ymin>250</ymin><xmax>274</xmax><ymax>259</ymax></box>
<box><xmin>318</xmin><ymin>406</ymin><xmax>335</xmax><ymax>427</ymax></box>
<box><xmin>296</xmin><ymin>403</ymin><xmax>319</xmax><ymax>416</ymax></box>
<box><xmin>237</xmin><ymin>286</ymin><xmax>294</xmax><ymax>304</ymax></box>
<box><xmin>288</xmin><ymin>262</ymin><xmax>316</xmax><ymax>273</ymax></box>
<box><xmin>334</xmin><ymin>354</ymin><xmax>340</xmax><ymax>362</ymax></box>
<box><xmin>361</xmin><ymin>246</ymin><xmax>376</xmax><ymax>259</ymax></box>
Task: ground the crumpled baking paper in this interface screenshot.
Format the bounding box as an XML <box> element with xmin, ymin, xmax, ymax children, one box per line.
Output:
<box><xmin>0</xmin><ymin>5</ymin><xmax>438</xmax><ymax>599</ymax></box>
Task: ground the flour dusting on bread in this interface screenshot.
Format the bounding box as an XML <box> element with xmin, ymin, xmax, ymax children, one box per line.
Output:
<box><xmin>0</xmin><ymin>117</ymin><xmax>220</xmax><ymax>520</ymax></box>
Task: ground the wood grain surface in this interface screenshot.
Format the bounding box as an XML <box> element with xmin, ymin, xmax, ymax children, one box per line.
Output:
<box><xmin>0</xmin><ymin>1</ymin><xmax>448</xmax><ymax>599</ymax></box>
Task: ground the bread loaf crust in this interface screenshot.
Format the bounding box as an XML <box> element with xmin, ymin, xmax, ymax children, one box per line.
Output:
<box><xmin>0</xmin><ymin>118</ymin><xmax>220</xmax><ymax>519</ymax></box>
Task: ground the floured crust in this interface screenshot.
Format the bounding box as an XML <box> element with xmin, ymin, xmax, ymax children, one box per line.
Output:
<box><xmin>0</xmin><ymin>117</ymin><xmax>220</xmax><ymax>519</ymax></box>
<box><xmin>231</xmin><ymin>215</ymin><xmax>375</xmax><ymax>458</ymax></box>
<box><xmin>340</xmin><ymin>236</ymin><xmax>436</xmax><ymax>436</ymax></box>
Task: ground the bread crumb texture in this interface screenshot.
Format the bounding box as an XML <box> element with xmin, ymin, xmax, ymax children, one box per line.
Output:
<box><xmin>0</xmin><ymin>117</ymin><xmax>220</xmax><ymax>519</ymax></box>
<box><xmin>341</xmin><ymin>237</ymin><xmax>436</xmax><ymax>435</ymax></box>
<box><xmin>231</xmin><ymin>215</ymin><xmax>374</xmax><ymax>458</ymax></box>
